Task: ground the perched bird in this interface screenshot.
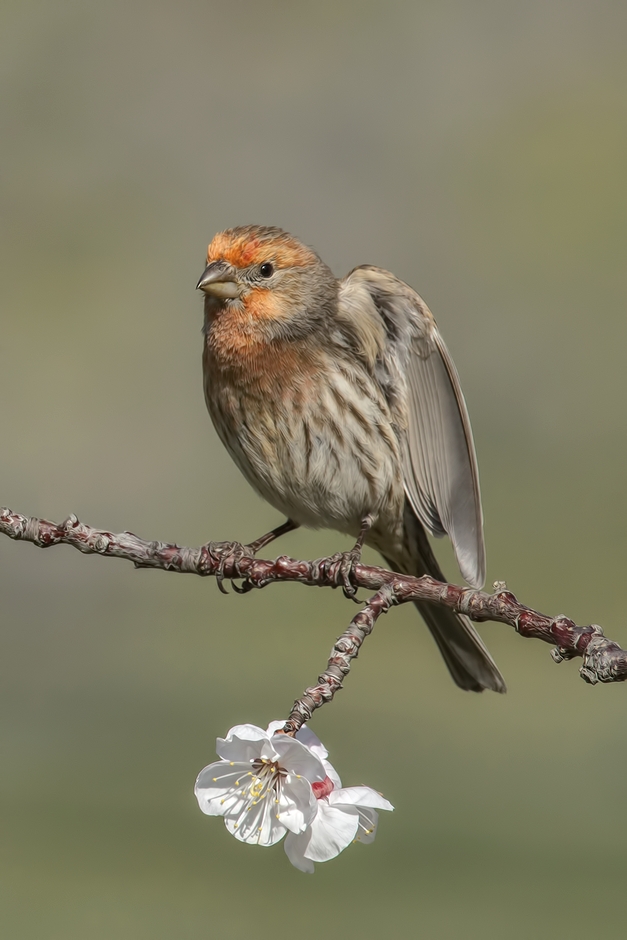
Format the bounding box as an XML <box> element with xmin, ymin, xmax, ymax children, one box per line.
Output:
<box><xmin>197</xmin><ymin>225</ymin><xmax>505</xmax><ymax>693</ymax></box>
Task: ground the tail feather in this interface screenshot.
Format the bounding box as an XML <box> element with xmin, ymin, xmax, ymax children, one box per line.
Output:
<box><xmin>382</xmin><ymin>504</ymin><xmax>506</xmax><ymax>694</ymax></box>
<box><xmin>410</xmin><ymin>598</ymin><xmax>506</xmax><ymax>693</ymax></box>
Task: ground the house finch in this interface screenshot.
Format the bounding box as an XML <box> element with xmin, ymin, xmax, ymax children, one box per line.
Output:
<box><xmin>197</xmin><ymin>225</ymin><xmax>505</xmax><ymax>693</ymax></box>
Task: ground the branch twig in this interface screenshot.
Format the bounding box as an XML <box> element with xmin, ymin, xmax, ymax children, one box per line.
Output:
<box><xmin>282</xmin><ymin>583</ymin><xmax>399</xmax><ymax>735</ymax></box>
<box><xmin>2</xmin><ymin>508</ymin><xmax>626</xmax><ymax>725</ymax></box>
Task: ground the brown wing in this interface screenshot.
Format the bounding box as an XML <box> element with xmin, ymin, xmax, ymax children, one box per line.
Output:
<box><xmin>339</xmin><ymin>265</ymin><xmax>485</xmax><ymax>588</ymax></box>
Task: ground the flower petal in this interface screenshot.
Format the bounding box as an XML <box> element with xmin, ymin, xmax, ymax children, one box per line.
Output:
<box><xmin>224</xmin><ymin>803</ymin><xmax>287</xmax><ymax>846</ymax></box>
<box><xmin>194</xmin><ymin>762</ymin><xmax>253</xmax><ymax>816</ymax></box>
<box><xmin>301</xmin><ymin>800</ymin><xmax>360</xmax><ymax>862</ymax></box>
<box><xmin>272</xmin><ymin>736</ymin><xmax>327</xmax><ymax>782</ymax></box>
<box><xmin>259</xmin><ymin>738</ymin><xmax>283</xmax><ymax>762</ymax></box>
<box><xmin>267</xmin><ymin>723</ymin><xmax>339</xmax><ymax>783</ymax></box>
<box><xmin>322</xmin><ymin>760</ymin><xmax>342</xmax><ymax>790</ymax></box>
<box><xmin>328</xmin><ymin>786</ymin><xmax>394</xmax><ymax>812</ymax></box>
<box><xmin>354</xmin><ymin>807</ymin><xmax>379</xmax><ymax>844</ymax></box>
<box><xmin>276</xmin><ymin>774</ymin><xmax>317</xmax><ymax>833</ymax></box>
<box><xmin>284</xmin><ymin>833</ymin><xmax>315</xmax><ymax>873</ymax></box>
<box><xmin>215</xmin><ymin>724</ymin><xmax>268</xmax><ymax>763</ymax></box>
<box><xmin>295</xmin><ymin>728</ymin><xmax>343</xmax><ymax>787</ymax></box>
<box><xmin>265</xmin><ymin>719</ymin><xmax>287</xmax><ymax>737</ymax></box>
<box><xmin>294</xmin><ymin>725</ymin><xmax>328</xmax><ymax>761</ymax></box>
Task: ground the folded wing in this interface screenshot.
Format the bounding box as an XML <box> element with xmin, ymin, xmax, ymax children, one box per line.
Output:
<box><xmin>339</xmin><ymin>265</ymin><xmax>485</xmax><ymax>588</ymax></box>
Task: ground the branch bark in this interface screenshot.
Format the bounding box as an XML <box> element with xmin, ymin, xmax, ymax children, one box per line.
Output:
<box><xmin>2</xmin><ymin>506</ymin><xmax>625</xmax><ymax>735</ymax></box>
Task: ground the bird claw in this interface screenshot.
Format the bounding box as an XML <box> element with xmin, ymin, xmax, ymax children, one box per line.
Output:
<box><xmin>317</xmin><ymin>516</ymin><xmax>375</xmax><ymax>601</ymax></box>
<box><xmin>232</xmin><ymin>578</ymin><xmax>255</xmax><ymax>595</ymax></box>
<box><xmin>205</xmin><ymin>540</ymin><xmax>253</xmax><ymax>594</ymax></box>
<box><xmin>323</xmin><ymin>549</ymin><xmax>363</xmax><ymax>601</ymax></box>
<box><xmin>205</xmin><ymin>520</ymin><xmax>299</xmax><ymax>594</ymax></box>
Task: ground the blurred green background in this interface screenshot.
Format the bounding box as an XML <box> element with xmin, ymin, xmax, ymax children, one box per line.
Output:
<box><xmin>2</xmin><ymin>1</ymin><xmax>627</xmax><ymax>937</ymax></box>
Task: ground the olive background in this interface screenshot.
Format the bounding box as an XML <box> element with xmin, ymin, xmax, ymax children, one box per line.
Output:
<box><xmin>2</xmin><ymin>2</ymin><xmax>627</xmax><ymax>937</ymax></box>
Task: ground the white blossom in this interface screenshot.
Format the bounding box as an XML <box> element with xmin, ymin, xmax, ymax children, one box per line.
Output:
<box><xmin>284</xmin><ymin>783</ymin><xmax>394</xmax><ymax>873</ymax></box>
<box><xmin>194</xmin><ymin>723</ymin><xmax>326</xmax><ymax>845</ymax></box>
<box><xmin>195</xmin><ymin>722</ymin><xmax>393</xmax><ymax>871</ymax></box>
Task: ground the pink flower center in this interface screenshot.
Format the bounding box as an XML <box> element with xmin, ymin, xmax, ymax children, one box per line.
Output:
<box><xmin>312</xmin><ymin>776</ymin><xmax>334</xmax><ymax>799</ymax></box>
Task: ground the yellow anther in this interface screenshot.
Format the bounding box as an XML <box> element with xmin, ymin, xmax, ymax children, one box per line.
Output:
<box><xmin>212</xmin><ymin>777</ymin><xmax>217</xmax><ymax>782</ymax></box>
<box><xmin>230</xmin><ymin>762</ymin><xmax>234</xmax><ymax>766</ymax></box>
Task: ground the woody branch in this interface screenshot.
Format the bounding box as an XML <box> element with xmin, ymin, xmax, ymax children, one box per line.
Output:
<box><xmin>1</xmin><ymin>507</ymin><xmax>626</xmax><ymax>733</ymax></box>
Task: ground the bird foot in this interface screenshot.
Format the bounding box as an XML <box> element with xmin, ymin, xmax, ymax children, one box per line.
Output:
<box><xmin>317</xmin><ymin>515</ymin><xmax>375</xmax><ymax>601</ymax></box>
<box><xmin>206</xmin><ymin>519</ymin><xmax>299</xmax><ymax>593</ymax></box>
<box><xmin>205</xmin><ymin>540</ymin><xmax>256</xmax><ymax>594</ymax></box>
<box><xmin>319</xmin><ymin>546</ymin><xmax>364</xmax><ymax>601</ymax></box>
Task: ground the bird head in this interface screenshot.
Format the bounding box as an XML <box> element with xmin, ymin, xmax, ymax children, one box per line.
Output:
<box><xmin>197</xmin><ymin>226</ymin><xmax>337</xmax><ymax>341</ymax></box>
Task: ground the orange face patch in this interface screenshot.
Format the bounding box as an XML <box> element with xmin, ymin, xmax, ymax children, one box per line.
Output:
<box><xmin>206</xmin><ymin>228</ymin><xmax>315</xmax><ymax>271</ymax></box>
<box><xmin>243</xmin><ymin>286</ymin><xmax>293</xmax><ymax>323</ymax></box>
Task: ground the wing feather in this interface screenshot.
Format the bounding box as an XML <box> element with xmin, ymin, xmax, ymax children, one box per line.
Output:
<box><xmin>339</xmin><ymin>266</ymin><xmax>485</xmax><ymax>588</ymax></box>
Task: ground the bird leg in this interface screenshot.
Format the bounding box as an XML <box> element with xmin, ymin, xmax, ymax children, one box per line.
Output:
<box><xmin>208</xmin><ymin>519</ymin><xmax>299</xmax><ymax>594</ymax></box>
<box><xmin>324</xmin><ymin>514</ymin><xmax>375</xmax><ymax>601</ymax></box>
<box><xmin>245</xmin><ymin>518</ymin><xmax>300</xmax><ymax>555</ymax></box>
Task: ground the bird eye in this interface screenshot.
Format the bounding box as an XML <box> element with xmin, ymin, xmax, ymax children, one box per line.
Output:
<box><xmin>259</xmin><ymin>262</ymin><xmax>274</xmax><ymax>278</ymax></box>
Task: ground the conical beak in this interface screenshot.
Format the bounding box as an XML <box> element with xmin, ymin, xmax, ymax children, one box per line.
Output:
<box><xmin>196</xmin><ymin>261</ymin><xmax>240</xmax><ymax>298</ymax></box>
